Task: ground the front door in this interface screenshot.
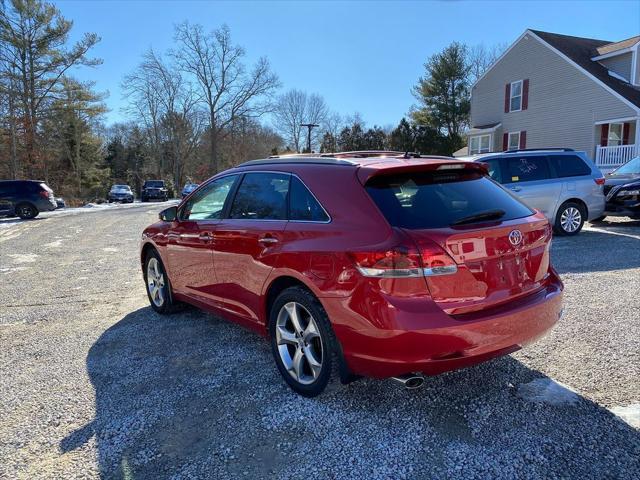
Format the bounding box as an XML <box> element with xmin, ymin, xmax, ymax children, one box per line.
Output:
<box><xmin>166</xmin><ymin>174</ymin><xmax>239</xmax><ymax>302</ymax></box>
<box><xmin>210</xmin><ymin>172</ymin><xmax>290</xmax><ymax>326</ymax></box>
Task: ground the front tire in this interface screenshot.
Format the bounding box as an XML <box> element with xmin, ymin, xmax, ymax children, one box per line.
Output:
<box><xmin>554</xmin><ymin>201</ymin><xmax>585</xmax><ymax>236</ymax></box>
<box><xmin>269</xmin><ymin>286</ymin><xmax>339</xmax><ymax>397</ymax></box>
<box><xmin>144</xmin><ymin>250</ymin><xmax>178</xmax><ymax>314</ymax></box>
<box><xmin>16</xmin><ymin>203</ymin><xmax>38</xmax><ymax>219</ymax></box>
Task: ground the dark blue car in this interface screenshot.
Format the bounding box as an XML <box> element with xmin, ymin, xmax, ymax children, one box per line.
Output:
<box><xmin>0</xmin><ymin>180</ymin><xmax>58</xmax><ymax>219</ymax></box>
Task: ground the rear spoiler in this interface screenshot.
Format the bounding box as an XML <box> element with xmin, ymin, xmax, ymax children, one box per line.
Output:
<box><xmin>357</xmin><ymin>161</ymin><xmax>488</xmax><ymax>185</ymax></box>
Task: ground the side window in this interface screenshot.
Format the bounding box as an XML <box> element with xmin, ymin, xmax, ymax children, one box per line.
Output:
<box><xmin>229</xmin><ymin>172</ymin><xmax>289</xmax><ymax>220</ymax></box>
<box><xmin>481</xmin><ymin>159</ymin><xmax>503</xmax><ymax>184</ymax></box>
<box><xmin>506</xmin><ymin>156</ymin><xmax>550</xmax><ymax>183</ymax></box>
<box><xmin>549</xmin><ymin>155</ymin><xmax>591</xmax><ymax>178</ymax></box>
<box><xmin>181</xmin><ymin>175</ymin><xmax>238</xmax><ymax>220</ymax></box>
<box><xmin>289</xmin><ymin>176</ymin><xmax>329</xmax><ymax>222</ymax></box>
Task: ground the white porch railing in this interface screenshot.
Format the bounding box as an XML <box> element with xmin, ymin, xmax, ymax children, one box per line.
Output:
<box><xmin>595</xmin><ymin>144</ymin><xmax>638</xmax><ymax>171</ymax></box>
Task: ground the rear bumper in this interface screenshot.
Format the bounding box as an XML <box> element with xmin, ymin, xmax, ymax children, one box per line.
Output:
<box><xmin>325</xmin><ymin>274</ymin><xmax>563</xmax><ymax>378</ymax></box>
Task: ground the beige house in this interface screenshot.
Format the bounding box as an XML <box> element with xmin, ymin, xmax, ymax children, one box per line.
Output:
<box><xmin>460</xmin><ymin>29</ymin><xmax>640</xmax><ymax>172</ymax></box>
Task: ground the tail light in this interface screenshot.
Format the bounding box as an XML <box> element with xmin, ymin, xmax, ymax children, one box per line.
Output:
<box><xmin>350</xmin><ymin>244</ymin><xmax>457</xmax><ymax>278</ymax></box>
<box><xmin>594</xmin><ymin>177</ymin><xmax>605</xmax><ymax>186</ymax></box>
<box><xmin>39</xmin><ymin>190</ymin><xmax>51</xmax><ymax>199</ymax></box>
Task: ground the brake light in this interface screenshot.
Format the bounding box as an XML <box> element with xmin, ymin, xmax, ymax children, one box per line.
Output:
<box><xmin>594</xmin><ymin>177</ymin><xmax>605</xmax><ymax>186</ymax></box>
<box><xmin>39</xmin><ymin>190</ymin><xmax>50</xmax><ymax>199</ymax></box>
<box><xmin>350</xmin><ymin>244</ymin><xmax>457</xmax><ymax>278</ymax></box>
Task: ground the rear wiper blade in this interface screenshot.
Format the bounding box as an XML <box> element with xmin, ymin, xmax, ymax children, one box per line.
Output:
<box><xmin>451</xmin><ymin>209</ymin><xmax>506</xmax><ymax>226</ymax></box>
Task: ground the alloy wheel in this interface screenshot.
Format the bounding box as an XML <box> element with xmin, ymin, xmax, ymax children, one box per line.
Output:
<box><xmin>275</xmin><ymin>302</ymin><xmax>324</xmax><ymax>385</ymax></box>
<box><xmin>146</xmin><ymin>257</ymin><xmax>166</xmax><ymax>307</ymax></box>
<box><xmin>560</xmin><ymin>206</ymin><xmax>581</xmax><ymax>233</ymax></box>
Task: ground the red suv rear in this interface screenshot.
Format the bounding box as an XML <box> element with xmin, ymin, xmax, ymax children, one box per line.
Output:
<box><xmin>140</xmin><ymin>153</ymin><xmax>563</xmax><ymax>396</ymax></box>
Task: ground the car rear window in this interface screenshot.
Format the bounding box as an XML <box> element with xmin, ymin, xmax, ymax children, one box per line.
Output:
<box><xmin>549</xmin><ymin>155</ymin><xmax>591</xmax><ymax>177</ymax></box>
<box><xmin>365</xmin><ymin>171</ymin><xmax>533</xmax><ymax>229</ymax></box>
<box><xmin>145</xmin><ymin>181</ymin><xmax>164</xmax><ymax>188</ymax></box>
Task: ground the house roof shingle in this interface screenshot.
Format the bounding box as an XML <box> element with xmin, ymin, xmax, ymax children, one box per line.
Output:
<box><xmin>529</xmin><ymin>30</ymin><xmax>640</xmax><ymax>109</ymax></box>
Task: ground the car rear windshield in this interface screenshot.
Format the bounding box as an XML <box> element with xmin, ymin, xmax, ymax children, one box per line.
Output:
<box><xmin>145</xmin><ymin>181</ymin><xmax>164</xmax><ymax>188</ymax></box>
<box><xmin>365</xmin><ymin>170</ymin><xmax>533</xmax><ymax>229</ymax></box>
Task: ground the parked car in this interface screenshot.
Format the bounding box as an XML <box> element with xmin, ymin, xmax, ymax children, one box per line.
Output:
<box><xmin>55</xmin><ymin>197</ymin><xmax>66</xmax><ymax>209</ymax></box>
<box><xmin>108</xmin><ymin>184</ymin><xmax>134</xmax><ymax>203</ymax></box>
<box><xmin>141</xmin><ymin>180</ymin><xmax>168</xmax><ymax>202</ymax></box>
<box><xmin>140</xmin><ymin>152</ymin><xmax>564</xmax><ymax>397</ymax></box>
<box><xmin>0</xmin><ymin>180</ymin><xmax>58</xmax><ymax>219</ymax></box>
<box><xmin>600</xmin><ymin>156</ymin><xmax>640</xmax><ymax>220</ymax></box>
<box><xmin>474</xmin><ymin>148</ymin><xmax>605</xmax><ymax>235</ymax></box>
<box><xmin>181</xmin><ymin>183</ymin><xmax>199</xmax><ymax>198</ymax></box>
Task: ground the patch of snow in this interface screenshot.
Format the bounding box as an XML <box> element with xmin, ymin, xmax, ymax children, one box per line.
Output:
<box><xmin>43</xmin><ymin>239</ymin><xmax>63</xmax><ymax>248</ymax></box>
<box><xmin>102</xmin><ymin>247</ymin><xmax>118</xmax><ymax>252</ymax></box>
<box><xmin>8</xmin><ymin>253</ymin><xmax>39</xmax><ymax>264</ymax></box>
<box><xmin>0</xmin><ymin>266</ymin><xmax>28</xmax><ymax>274</ymax></box>
<box><xmin>517</xmin><ymin>378</ymin><xmax>579</xmax><ymax>406</ymax></box>
<box><xmin>610</xmin><ymin>404</ymin><xmax>640</xmax><ymax>428</ymax></box>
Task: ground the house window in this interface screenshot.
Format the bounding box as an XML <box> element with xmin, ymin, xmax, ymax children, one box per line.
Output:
<box><xmin>510</xmin><ymin>80</ymin><xmax>523</xmax><ymax>112</ymax></box>
<box><xmin>469</xmin><ymin>134</ymin><xmax>491</xmax><ymax>154</ymax></box>
<box><xmin>508</xmin><ymin>131</ymin><xmax>521</xmax><ymax>150</ymax></box>
<box><xmin>607</xmin><ymin>123</ymin><xmax>623</xmax><ymax>146</ymax></box>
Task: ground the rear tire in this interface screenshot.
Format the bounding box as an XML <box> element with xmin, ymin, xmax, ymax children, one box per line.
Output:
<box><xmin>16</xmin><ymin>203</ymin><xmax>38</xmax><ymax>220</ymax></box>
<box><xmin>144</xmin><ymin>249</ymin><xmax>180</xmax><ymax>314</ymax></box>
<box><xmin>269</xmin><ymin>286</ymin><xmax>340</xmax><ymax>397</ymax></box>
<box><xmin>554</xmin><ymin>201</ymin><xmax>585</xmax><ymax>236</ymax></box>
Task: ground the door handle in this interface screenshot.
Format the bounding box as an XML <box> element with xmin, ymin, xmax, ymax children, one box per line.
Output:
<box><xmin>199</xmin><ymin>232</ymin><xmax>212</xmax><ymax>242</ymax></box>
<box><xmin>510</xmin><ymin>186</ymin><xmax>522</xmax><ymax>192</ymax></box>
<box><xmin>258</xmin><ymin>236</ymin><xmax>278</xmax><ymax>245</ymax></box>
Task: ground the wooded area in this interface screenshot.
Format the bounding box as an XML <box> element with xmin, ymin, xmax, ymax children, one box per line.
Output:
<box><xmin>0</xmin><ymin>0</ymin><xmax>502</xmax><ymax>201</ymax></box>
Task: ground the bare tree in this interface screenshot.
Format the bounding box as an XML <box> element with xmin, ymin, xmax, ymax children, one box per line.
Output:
<box><xmin>468</xmin><ymin>43</ymin><xmax>508</xmax><ymax>84</ymax></box>
<box><xmin>122</xmin><ymin>49</ymin><xmax>203</xmax><ymax>188</ymax></box>
<box><xmin>173</xmin><ymin>22</ymin><xmax>279</xmax><ymax>173</ymax></box>
<box><xmin>272</xmin><ymin>89</ymin><xmax>328</xmax><ymax>152</ymax></box>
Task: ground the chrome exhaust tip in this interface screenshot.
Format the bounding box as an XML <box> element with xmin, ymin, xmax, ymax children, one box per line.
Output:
<box><xmin>391</xmin><ymin>374</ymin><xmax>425</xmax><ymax>389</ymax></box>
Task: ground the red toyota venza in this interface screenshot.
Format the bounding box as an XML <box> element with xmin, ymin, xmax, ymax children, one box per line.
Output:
<box><xmin>140</xmin><ymin>152</ymin><xmax>563</xmax><ymax>396</ymax></box>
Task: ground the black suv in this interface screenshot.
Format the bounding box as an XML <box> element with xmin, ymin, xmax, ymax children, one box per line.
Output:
<box><xmin>0</xmin><ymin>180</ymin><xmax>58</xmax><ymax>219</ymax></box>
<box><xmin>141</xmin><ymin>180</ymin><xmax>169</xmax><ymax>202</ymax></box>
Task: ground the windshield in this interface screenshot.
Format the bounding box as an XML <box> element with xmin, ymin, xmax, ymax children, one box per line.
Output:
<box><xmin>365</xmin><ymin>170</ymin><xmax>533</xmax><ymax>229</ymax></box>
<box><xmin>111</xmin><ymin>185</ymin><xmax>130</xmax><ymax>191</ymax></box>
<box><xmin>145</xmin><ymin>181</ymin><xmax>164</xmax><ymax>188</ymax></box>
<box><xmin>612</xmin><ymin>156</ymin><xmax>640</xmax><ymax>175</ymax></box>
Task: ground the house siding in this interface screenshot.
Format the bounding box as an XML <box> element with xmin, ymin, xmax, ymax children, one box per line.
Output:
<box><xmin>471</xmin><ymin>32</ymin><xmax>638</xmax><ymax>159</ymax></box>
<box><xmin>599</xmin><ymin>52</ymin><xmax>633</xmax><ymax>81</ymax></box>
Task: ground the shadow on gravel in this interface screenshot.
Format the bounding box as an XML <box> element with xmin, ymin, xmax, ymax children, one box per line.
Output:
<box><xmin>61</xmin><ymin>306</ymin><xmax>640</xmax><ymax>479</ymax></box>
<box><xmin>552</xmin><ymin>228</ymin><xmax>640</xmax><ymax>274</ymax></box>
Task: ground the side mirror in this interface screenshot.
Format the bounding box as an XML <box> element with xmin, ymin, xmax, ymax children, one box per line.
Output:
<box><xmin>159</xmin><ymin>206</ymin><xmax>178</xmax><ymax>222</ymax></box>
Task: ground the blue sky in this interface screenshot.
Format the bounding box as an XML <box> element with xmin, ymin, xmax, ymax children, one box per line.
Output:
<box><xmin>57</xmin><ymin>0</ymin><xmax>640</xmax><ymax>127</ymax></box>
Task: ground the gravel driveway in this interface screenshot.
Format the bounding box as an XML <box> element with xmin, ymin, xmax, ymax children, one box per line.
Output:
<box><xmin>1</xmin><ymin>206</ymin><xmax>638</xmax><ymax>479</ymax></box>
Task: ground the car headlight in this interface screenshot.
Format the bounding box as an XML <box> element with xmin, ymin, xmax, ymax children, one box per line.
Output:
<box><xmin>619</xmin><ymin>189</ymin><xmax>640</xmax><ymax>196</ymax></box>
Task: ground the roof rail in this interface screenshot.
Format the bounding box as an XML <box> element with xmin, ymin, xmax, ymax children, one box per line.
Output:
<box><xmin>502</xmin><ymin>148</ymin><xmax>575</xmax><ymax>153</ymax></box>
<box><xmin>322</xmin><ymin>150</ymin><xmax>422</xmax><ymax>159</ymax></box>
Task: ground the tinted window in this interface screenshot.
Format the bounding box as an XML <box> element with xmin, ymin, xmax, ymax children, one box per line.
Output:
<box><xmin>0</xmin><ymin>182</ymin><xmax>16</xmax><ymax>194</ymax></box>
<box><xmin>481</xmin><ymin>159</ymin><xmax>503</xmax><ymax>183</ymax></box>
<box><xmin>366</xmin><ymin>171</ymin><xmax>533</xmax><ymax>229</ymax></box>
<box><xmin>506</xmin><ymin>156</ymin><xmax>550</xmax><ymax>183</ymax></box>
<box><xmin>289</xmin><ymin>177</ymin><xmax>329</xmax><ymax>222</ymax></box>
<box><xmin>144</xmin><ymin>181</ymin><xmax>164</xmax><ymax>188</ymax></box>
<box><xmin>229</xmin><ymin>173</ymin><xmax>289</xmax><ymax>220</ymax></box>
<box><xmin>181</xmin><ymin>175</ymin><xmax>238</xmax><ymax>220</ymax></box>
<box><xmin>549</xmin><ymin>155</ymin><xmax>592</xmax><ymax>178</ymax></box>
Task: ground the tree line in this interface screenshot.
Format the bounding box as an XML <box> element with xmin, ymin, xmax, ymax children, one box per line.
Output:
<box><xmin>0</xmin><ymin>0</ymin><xmax>503</xmax><ymax>201</ymax></box>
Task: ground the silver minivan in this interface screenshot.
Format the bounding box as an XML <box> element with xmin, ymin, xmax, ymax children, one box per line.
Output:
<box><xmin>474</xmin><ymin>149</ymin><xmax>605</xmax><ymax>235</ymax></box>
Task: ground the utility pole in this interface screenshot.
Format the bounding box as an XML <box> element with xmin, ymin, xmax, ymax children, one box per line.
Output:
<box><xmin>300</xmin><ymin>123</ymin><xmax>319</xmax><ymax>153</ymax></box>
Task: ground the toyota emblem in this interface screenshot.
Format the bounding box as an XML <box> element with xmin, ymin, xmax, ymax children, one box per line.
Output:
<box><xmin>509</xmin><ymin>229</ymin><xmax>523</xmax><ymax>246</ymax></box>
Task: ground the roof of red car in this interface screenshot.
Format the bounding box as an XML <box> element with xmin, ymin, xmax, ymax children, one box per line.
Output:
<box><xmin>237</xmin><ymin>152</ymin><xmax>484</xmax><ymax>184</ymax></box>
